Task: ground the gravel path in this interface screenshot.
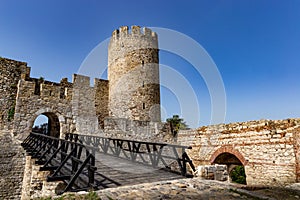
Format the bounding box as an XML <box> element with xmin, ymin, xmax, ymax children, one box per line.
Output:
<box><xmin>49</xmin><ymin>178</ymin><xmax>300</xmax><ymax>200</ymax></box>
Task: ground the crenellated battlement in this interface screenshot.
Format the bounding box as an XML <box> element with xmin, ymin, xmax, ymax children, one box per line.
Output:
<box><xmin>111</xmin><ymin>25</ymin><xmax>157</xmax><ymax>41</ymax></box>
<box><xmin>108</xmin><ymin>26</ymin><xmax>159</xmax><ymax>68</ymax></box>
<box><xmin>17</xmin><ymin>76</ymin><xmax>73</xmax><ymax>101</ymax></box>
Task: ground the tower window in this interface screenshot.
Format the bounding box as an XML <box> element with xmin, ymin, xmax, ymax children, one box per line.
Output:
<box><xmin>142</xmin><ymin>60</ymin><xmax>144</xmax><ymax>66</ymax></box>
<box><xmin>143</xmin><ymin>103</ymin><xmax>145</xmax><ymax>109</ymax></box>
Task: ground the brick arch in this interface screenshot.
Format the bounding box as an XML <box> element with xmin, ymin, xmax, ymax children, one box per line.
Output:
<box><xmin>210</xmin><ymin>146</ymin><xmax>248</xmax><ymax>166</ymax></box>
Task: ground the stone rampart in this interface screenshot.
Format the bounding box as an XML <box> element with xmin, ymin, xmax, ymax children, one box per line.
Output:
<box><xmin>71</xmin><ymin>74</ymin><xmax>99</xmax><ymax>135</ymax></box>
<box><xmin>178</xmin><ymin>118</ymin><xmax>300</xmax><ymax>186</ymax></box>
<box><xmin>13</xmin><ymin>76</ymin><xmax>74</xmax><ymax>139</ymax></box>
<box><xmin>0</xmin><ymin>58</ymin><xmax>30</xmax><ymax>129</ymax></box>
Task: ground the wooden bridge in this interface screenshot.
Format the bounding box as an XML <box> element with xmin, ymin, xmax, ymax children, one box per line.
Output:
<box><xmin>21</xmin><ymin>133</ymin><xmax>195</xmax><ymax>194</ymax></box>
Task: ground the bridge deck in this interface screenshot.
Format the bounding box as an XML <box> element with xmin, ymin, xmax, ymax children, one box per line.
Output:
<box><xmin>22</xmin><ymin>132</ymin><xmax>194</xmax><ymax>194</ymax></box>
<box><xmin>93</xmin><ymin>152</ymin><xmax>184</xmax><ymax>189</ymax></box>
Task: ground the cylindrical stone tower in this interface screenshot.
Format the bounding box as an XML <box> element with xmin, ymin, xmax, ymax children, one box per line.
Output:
<box><xmin>108</xmin><ymin>25</ymin><xmax>161</xmax><ymax>122</ymax></box>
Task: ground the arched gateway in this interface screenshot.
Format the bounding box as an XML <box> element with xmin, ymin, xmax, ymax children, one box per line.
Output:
<box><xmin>32</xmin><ymin>112</ymin><xmax>60</xmax><ymax>138</ymax></box>
<box><xmin>210</xmin><ymin>146</ymin><xmax>248</xmax><ymax>184</ymax></box>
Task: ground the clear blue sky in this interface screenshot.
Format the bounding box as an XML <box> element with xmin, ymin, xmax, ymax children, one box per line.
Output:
<box><xmin>1</xmin><ymin>0</ymin><xmax>300</xmax><ymax>127</ymax></box>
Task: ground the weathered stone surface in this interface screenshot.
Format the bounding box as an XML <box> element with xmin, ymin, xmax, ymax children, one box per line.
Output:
<box><xmin>178</xmin><ymin>118</ymin><xmax>300</xmax><ymax>186</ymax></box>
<box><xmin>0</xmin><ymin>58</ymin><xmax>29</xmax><ymax>130</ymax></box>
<box><xmin>103</xmin><ymin>117</ymin><xmax>173</xmax><ymax>142</ymax></box>
<box><xmin>50</xmin><ymin>178</ymin><xmax>300</xmax><ymax>200</ymax></box>
<box><xmin>196</xmin><ymin>164</ymin><xmax>228</xmax><ymax>181</ymax></box>
<box><xmin>94</xmin><ymin>78</ymin><xmax>109</xmax><ymax>128</ymax></box>
<box><xmin>108</xmin><ymin>26</ymin><xmax>160</xmax><ymax>122</ymax></box>
<box><xmin>0</xmin><ymin>130</ymin><xmax>25</xmax><ymax>200</ymax></box>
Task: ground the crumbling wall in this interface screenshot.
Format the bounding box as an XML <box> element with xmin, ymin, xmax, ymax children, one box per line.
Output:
<box><xmin>178</xmin><ymin>118</ymin><xmax>300</xmax><ymax>186</ymax></box>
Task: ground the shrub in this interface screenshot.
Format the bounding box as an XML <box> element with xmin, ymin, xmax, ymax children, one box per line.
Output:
<box><xmin>230</xmin><ymin>165</ymin><xmax>246</xmax><ymax>184</ymax></box>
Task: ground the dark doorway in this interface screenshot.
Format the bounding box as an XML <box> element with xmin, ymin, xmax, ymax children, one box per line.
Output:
<box><xmin>213</xmin><ymin>152</ymin><xmax>246</xmax><ymax>184</ymax></box>
<box><xmin>32</xmin><ymin>112</ymin><xmax>60</xmax><ymax>138</ymax></box>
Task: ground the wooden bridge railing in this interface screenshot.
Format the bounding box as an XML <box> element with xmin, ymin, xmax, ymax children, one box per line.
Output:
<box><xmin>21</xmin><ymin>132</ymin><xmax>196</xmax><ymax>194</ymax></box>
<box><xmin>65</xmin><ymin>133</ymin><xmax>196</xmax><ymax>177</ymax></box>
<box><xmin>21</xmin><ymin>132</ymin><xmax>97</xmax><ymax>194</ymax></box>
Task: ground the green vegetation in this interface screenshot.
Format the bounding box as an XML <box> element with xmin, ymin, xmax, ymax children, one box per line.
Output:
<box><xmin>10</xmin><ymin>84</ymin><xmax>17</xmax><ymax>90</ymax></box>
<box><xmin>166</xmin><ymin>114</ymin><xmax>188</xmax><ymax>136</ymax></box>
<box><xmin>39</xmin><ymin>76</ymin><xmax>45</xmax><ymax>83</ymax></box>
<box><xmin>84</xmin><ymin>191</ymin><xmax>100</xmax><ymax>200</ymax></box>
<box><xmin>230</xmin><ymin>165</ymin><xmax>246</xmax><ymax>184</ymax></box>
<box><xmin>7</xmin><ymin>106</ymin><xmax>15</xmax><ymax>122</ymax></box>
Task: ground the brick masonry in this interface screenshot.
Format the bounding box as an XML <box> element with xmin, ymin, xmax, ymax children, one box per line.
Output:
<box><xmin>178</xmin><ymin>118</ymin><xmax>300</xmax><ymax>186</ymax></box>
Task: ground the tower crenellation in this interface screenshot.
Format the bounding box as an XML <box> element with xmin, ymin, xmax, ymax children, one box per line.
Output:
<box><xmin>111</xmin><ymin>25</ymin><xmax>158</xmax><ymax>40</ymax></box>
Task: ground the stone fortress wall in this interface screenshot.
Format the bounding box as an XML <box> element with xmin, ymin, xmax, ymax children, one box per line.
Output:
<box><xmin>0</xmin><ymin>58</ymin><xmax>30</xmax><ymax>199</ymax></box>
<box><xmin>0</xmin><ymin>59</ymin><xmax>112</xmax><ymax>199</ymax></box>
<box><xmin>178</xmin><ymin>118</ymin><xmax>300</xmax><ymax>186</ymax></box>
<box><xmin>0</xmin><ymin>26</ymin><xmax>165</xmax><ymax>199</ymax></box>
<box><xmin>0</xmin><ymin>58</ymin><xmax>30</xmax><ymax>130</ymax></box>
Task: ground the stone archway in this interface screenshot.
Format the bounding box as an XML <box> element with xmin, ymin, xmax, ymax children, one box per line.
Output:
<box><xmin>210</xmin><ymin>146</ymin><xmax>248</xmax><ymax>166</ymax></box>
<box><xmin>32</xmin><ymin>112</ymin><xmax>60</xmax><ymax>138</ymax></box>
<box><xmin>210</xmin><ymin>146</ymin><xmax>248</xmax><ymax>184</ymax></box>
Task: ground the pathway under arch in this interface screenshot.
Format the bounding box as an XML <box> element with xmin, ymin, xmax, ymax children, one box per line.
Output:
<box><xmin>32</xmin><ymin>112</ymin><xmax>60</xmax><ymax>138</ymax></box>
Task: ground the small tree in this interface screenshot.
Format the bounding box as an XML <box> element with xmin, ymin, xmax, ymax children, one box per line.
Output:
<box><xmin>166</xmin><ymin>115</ymin><xmax>188</xmax><ymax>136</ymax></box>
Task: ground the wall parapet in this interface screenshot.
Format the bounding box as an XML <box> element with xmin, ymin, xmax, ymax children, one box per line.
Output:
<box><xmin>17</xmin><ymin>77</ymin><xmax>73</xmax><ymax>100</ymax></box>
